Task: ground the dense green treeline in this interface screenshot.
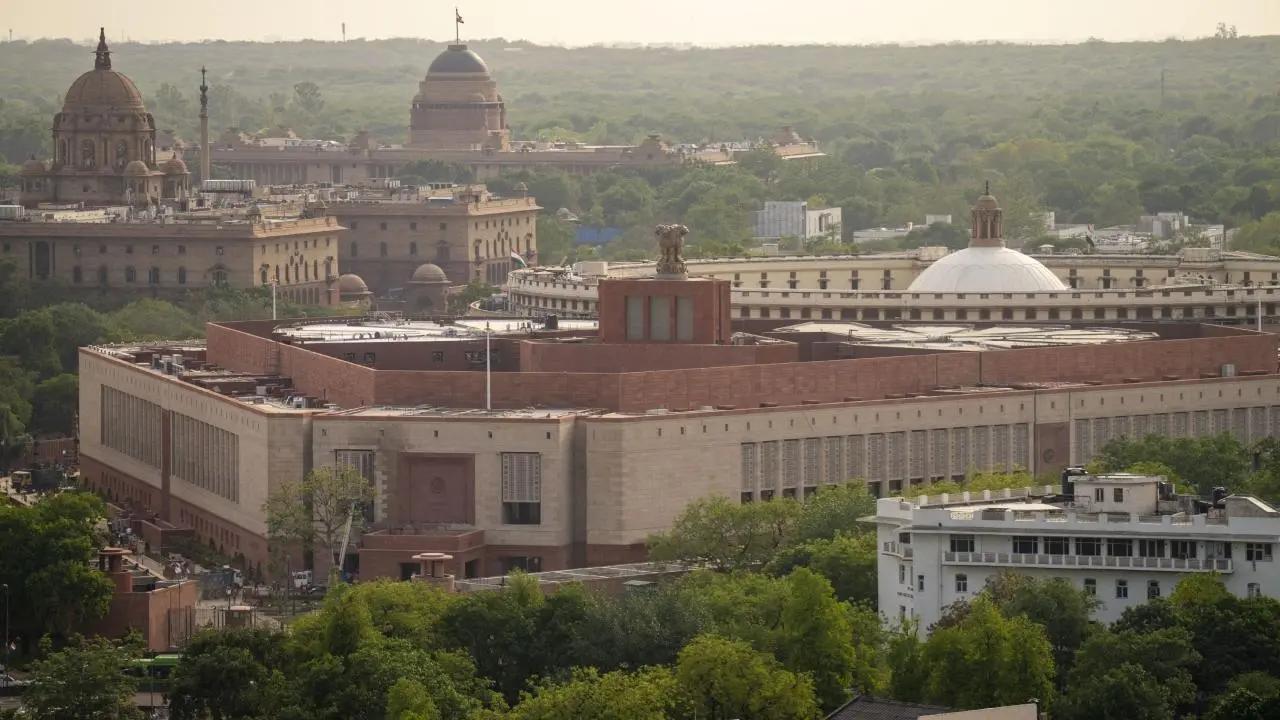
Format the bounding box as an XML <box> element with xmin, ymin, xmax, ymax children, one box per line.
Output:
<box><xmin>15</xmin><ymin>483</ymin><xmax>1272</xmax><ymax>720</ymax></box>
<box><xmin>4</xmin><ymin>36</ymin><xmax>1280</xmax><ymax>255</ymax></box>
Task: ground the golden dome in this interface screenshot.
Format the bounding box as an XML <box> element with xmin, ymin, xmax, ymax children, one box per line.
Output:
<box><xmin>124</xmin><ymin>160</ymin><xmax>150</xmax><ymax>176</ymax></box>
<box><xmin>162</xmin><ymin>156</ymin><xmax>189</xmax><ymax>175</ymax></box>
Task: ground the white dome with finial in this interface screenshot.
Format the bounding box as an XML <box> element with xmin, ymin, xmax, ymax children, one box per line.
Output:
<box><xmin>908</xmin><ymin>186</ymin><xmax>1067</xmax><ymax>294</ymax></box>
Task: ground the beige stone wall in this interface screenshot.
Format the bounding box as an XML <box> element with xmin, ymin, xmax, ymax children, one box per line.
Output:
<box><xmin>311</xmin><ymin>415</ymin><xmax>576</xmax><ymax>549</ymax></box>
<box><xmin>581</xmin><ymin>375</ymin><xmax>1280</xmax><ymax>548</ymax></box>
<box><xmin>78</xmin><ymin>351</ymin><xmax>311</xmax><ymax>537</ymax></box>
<box><xmin>329</xmin><ymin>200</ymin><xmax>537</xmax><ymax>291</ymax></box>
<box><xmin>0</xmin><ymin>218</ymin><xmax>344</xmax><ymax>301</ymax></box>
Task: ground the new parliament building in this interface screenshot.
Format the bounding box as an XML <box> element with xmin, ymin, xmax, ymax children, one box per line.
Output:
<box><xmin>79</xmin><ymin>194</ymin><xmax>1280</xmax><ymax>581</ymax></box>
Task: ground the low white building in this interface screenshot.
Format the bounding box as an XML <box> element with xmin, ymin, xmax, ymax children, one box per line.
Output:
<box><xmin>871</xmin><ymin>473</ymin><xmax>1280</xmax><ymax>629</ymax></box>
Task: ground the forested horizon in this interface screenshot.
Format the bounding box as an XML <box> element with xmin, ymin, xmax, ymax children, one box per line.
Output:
<box><xmin>5</xmin><ymin>33</ymin><xmax>1280</xmax><ymax>256</ymax></box>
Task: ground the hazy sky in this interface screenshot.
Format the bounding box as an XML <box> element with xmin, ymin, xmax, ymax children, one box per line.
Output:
<box><xmin>7</xmin><ymin>0</ymin><xmax>1279</xmax><ymax>46</ymax></box>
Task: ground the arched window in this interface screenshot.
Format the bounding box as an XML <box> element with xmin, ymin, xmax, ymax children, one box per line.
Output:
<box><xmin>148</xmin><ymin>267</ymin><xmax>160</xmax><ymax>285</ymax></box>
<box><xmin>409</xmin><ymin>241</ymin><xmax>418</xmax><ymax>256</ymax></box>
<box><xmin>303</xmin><ymin>262</ymin><xmax>309</xmax><ymax>281</ymax></box>
<box><xmin>79</xmin><ymin>139</ymin><xmax>96</xmax><ymax>169</ymax></box>
<box><xmin>313</xmin><ymin>259</ymin><xmax>319</xmax><ymax>279</ymax></box>
<box><xmin>274</xmin><ymin>265</ymin><xmax>280</xmax><ymax>283</ymax></box>
<box><xmin>350</xmin><ymin>241</ymin><xmax>358</xmax><ymax>257</ymax></box>
<box><xmin>97</xmin><ymin>266</ymin><xmax>108</xmax><ymax>284</ymax></box>
<box><xmin>124</xmin><ymin>266</ymin><xmax>136</xmax><ymax>283</ymax></box>
<box><xmin>260</xmin><ymin>267</ymin><xmax>268</xmax><ymax>285</ymax></box>
<box><xmin>212</xmin><ymin>268</ymin><xmax>228</xmax><ymax>286</ymax></box>
<box><xmin>285</xmin><ymin>265</ymin><xmax>291</xmax><ymax>283</ymax></box>
<box><xmin>178</xmin><ymin>267</ymin><xmax>187</xmax><ymax>285</ymax></box>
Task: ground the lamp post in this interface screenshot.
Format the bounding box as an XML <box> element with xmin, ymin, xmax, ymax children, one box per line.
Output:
<box><xmin>1</xmin><ymin>583</ymin><xmax>8</xmax><ymax>668</ymax></box>
<box><xmin>484</xmin><ymin>323</ymin><xmax>492</xmax><ymax>411</ymax></box>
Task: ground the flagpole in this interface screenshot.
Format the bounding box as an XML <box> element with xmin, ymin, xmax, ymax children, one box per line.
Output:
<box><xmin>484</xmin><ymin>323</ymin><xmax>492</xmax><ymax>411</ymax></box>
<box><xmin>455</xmin><ymin>7</ymin><xmax>460</xmax><ymax>43</ymax></box>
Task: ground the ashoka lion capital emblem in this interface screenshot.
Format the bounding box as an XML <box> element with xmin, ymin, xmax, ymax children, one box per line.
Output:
<box><xmin>655</xmin><ymin>223</ymin><xmax>689</xmax><ymax>279</ymax></box>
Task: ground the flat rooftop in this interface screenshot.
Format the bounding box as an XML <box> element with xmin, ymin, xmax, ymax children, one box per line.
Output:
<box><xmin>329</xmin><ymin>406</ymin><xmax>598</xmax><ymax>419</ymax></box>
<box><xmin>774</xmin><ymin>322</ymin><xmax>1159</xmax><ymax>350</ymax></box>
<box><xmin>273</xmin><ymin>317</ymin><xmax>598</xmax><ymax>343</ymax></box>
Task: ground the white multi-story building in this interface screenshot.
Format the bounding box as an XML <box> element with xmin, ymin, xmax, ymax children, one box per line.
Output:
<box><xmin>753</xmin><ymin>201</ymin><xmax>841</xmax><ymax>241</ymax></box>
<box><xmin>872</xmin><ymin>473</ymin><xmax>1280</xmax><ymax>628</ymax></box>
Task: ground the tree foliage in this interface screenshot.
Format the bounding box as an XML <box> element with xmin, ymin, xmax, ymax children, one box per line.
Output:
<box><xmin>263</xmin><ymin>464</ymin><xmax>376</xmax><ymax>576</ymax></box>
<box><xmin>24</xmin><ymin>636</ymin><xmax>141</xmax><ymax>720</ymax></box>
<box><xmin>673</xmin><ymin>634</ymin><xmax>819</xmax><ymax>720</ymax></box>
<box><xmin>0</xmin><ymin>493</ymin><xmax>113</xmax><ymax>651</ymax></box>
<box><xmin>915</xmin><ymin>597</ymin><xmax>1056</xmax><ymax>711</ymax></box>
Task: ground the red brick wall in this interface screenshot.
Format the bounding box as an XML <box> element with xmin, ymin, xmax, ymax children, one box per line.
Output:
<box><xmin>518</xmin><ymin>340</ymin><xmax>799</xmax><ymax>373</ymax></box>
<box><xmin>979</xmin><ymin>333</ymin><xmax>1278</xmax><ymax>386</ymax></box>
<box><xmin>206</xmin><ymin>320</ymin><xmax>1276</xmax><ymax>413</ymax></box>
<box><xmin>373</xmin><ymin>369</ymin><xmax>623</xmax><ymax>409</ymax></box>
<box><xmin>306</xmin><ymin>338</ymin><xmax>522</xmax><ymax>371</ymax></box>
<box><xmin>611</xmin><ymin>352</ymin><xmax>981</xmax><ymax>412</ymax></box>
<box><xmin>598</xmin><ymin>277</ymin><xmax>732</xmax><ymax>344</ymax></box>
<box><xmin>89</xmin><ymin>575</ymin><xmax>199</xmax><ymax>651</ymax></box>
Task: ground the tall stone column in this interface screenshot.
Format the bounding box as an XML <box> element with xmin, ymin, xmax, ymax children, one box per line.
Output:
<box><xmin>199</xmin><ymin>67</ymin><xmax>210</xmax><ymax>182</ymax></box>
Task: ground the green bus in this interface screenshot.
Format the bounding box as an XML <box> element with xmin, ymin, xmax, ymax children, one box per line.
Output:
<box><xmin>126</xmin><ymin>653</ymin><xmax>182</xmax><ymax>692</ymax></box>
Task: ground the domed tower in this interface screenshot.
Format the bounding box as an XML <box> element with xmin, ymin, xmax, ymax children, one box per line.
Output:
<box><xmin>408</xmin><ymin>44</ymin><xmax>509</xmax><ymax>150</ymax></box>
<box><xmin>25</xmin><ymin>28</ymin><xmax>185</xmax><ymax>208</ymax></box>
<box><xmin>907</xmin><ymin>185</ymin><xmax>1067</xmax><ymax>294</ymax></box>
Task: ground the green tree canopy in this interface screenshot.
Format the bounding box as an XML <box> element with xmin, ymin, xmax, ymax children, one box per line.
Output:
<box><xmin>24</xmin><ymin>636</ymin><xmax>141</xmax><ymax>720</ymax></box>
<box><xmin>674</xmin><ymin>634</ymin><xmax>819</xmax><ymax>720</ymax></box>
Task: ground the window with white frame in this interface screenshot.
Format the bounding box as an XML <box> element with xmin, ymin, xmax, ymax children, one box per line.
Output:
<box><xmin>955</xmin><ymin>573</ymin><xmax>968</xmax><ymax>593</ymax></box>
<box><xmin>1084</xmin><ymin>578</ymin><xmax>1097</xmax><ymax>596</ymax></box>
<box><xmin>1116</xmin><ymin>579</ymin><xmax>1129</xmax><ymax>599</ymax></box>
<box><xmin>1147</xmin><ymin>580</ymin><xmax>1161</xmax><ymax>599</ymax></box>
<box><xmin>1248</xmin><ymin>583</ymin><xmax>1262</xmax><ymax>598</ymax></box>
<box><xmin>949</xmin><ymin>534</ymin><xmax>975</xmax><ymax>553</ymax></box>
<box><xmin>501</xmin><ymin>452</ymin><xmax>542</xmax><ymax>525</ymax></box>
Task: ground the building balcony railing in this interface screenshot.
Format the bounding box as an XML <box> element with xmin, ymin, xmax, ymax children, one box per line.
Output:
<box><xmin>943</xmin><ymin>551</ymin><xmax>1232</xmax><ymax>573</ymax></box>
<box><xmin>882</xmin><ymin>541</ymin><xmax>913</xmax><ymax>559</ymax></box>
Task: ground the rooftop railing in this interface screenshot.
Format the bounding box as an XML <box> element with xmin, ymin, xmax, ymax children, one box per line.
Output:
<box><xmin>944</xmin><ymin>551</ymin><xmax>1232</xmax><ymax>573</ymax></box>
